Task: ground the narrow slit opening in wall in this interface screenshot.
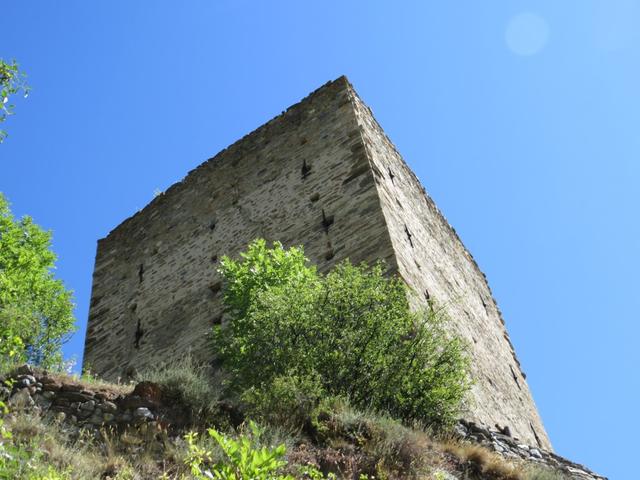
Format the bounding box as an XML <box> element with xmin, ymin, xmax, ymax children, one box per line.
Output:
<box><xmin>325</xmin><ymin>237</ymin><xmax>335</xmax><ymax>260</ymax></box>
<box><xmin>210</xmin><ymin>281</ymin><xmax>222</xmax><ymax>296</ymax></box>
<box><xmin>124</xmin><ymin>365</ymin><xmax>137</xmax><ymax>379</ymax></box>
<box><xmin>404</xmin><ymin>224</ymin><xmax>414</xmax><ymax>248</ymax></box>
<box><xmin>301</xmin><ymin>160</ymin><xmax>311</xmax><ymax>179</ymax></box>
<box><xmin>138</xmin><ymin>264</ymin><xmax>144</xmax><ymax>283</ymax></box>
<box><xmin>322</xmin><ymin>209</ymin><xmax>334</xmax><ymax>234</ymax></box>
<box><xmin>388</xmin><ymin>167</ymin><xmax>395</xmax><ymax>183</ymax></box>
<box><xmin>209</xmin><ymin>220</ymin><xmax>217</xmax><ymax>231</ymax></box>
<box><xmin>231</xmin><ymin>181</ymin><xmax>239</xmax><ymax>205</ymax></box>
<box><xmin>480</xmin><ymin>294</ymin><xmax>488</xmax><ymax>313</ymax></box>
<box><xmin>509</xmin><ymin>365</ymin><xmax>521</xmax><ymax>390</ymax></box>
<box><xmin>529</xmin><ymin>422</ymin><xmax>543</xmax><ymax>448</ymax></box>
<box><xmin>134</xmin><ymin>319</ymin><xmax>144</xmax><ymax>349</ymax></box>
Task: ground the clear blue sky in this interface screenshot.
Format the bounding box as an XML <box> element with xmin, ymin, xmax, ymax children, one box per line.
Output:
<box><xmin>3</xmin><ymin>2</ymin><xmax>637</xmax><ymax>478</ymax></box>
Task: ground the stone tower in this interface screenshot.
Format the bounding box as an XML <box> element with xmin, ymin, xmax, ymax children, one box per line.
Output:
<box><xmin>84</xmin><ymin>76</ymin><xmax>550</xmax><ymax>449</ymax></box>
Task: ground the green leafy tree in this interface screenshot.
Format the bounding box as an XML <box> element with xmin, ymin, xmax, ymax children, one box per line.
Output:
<box><xmin>215</xmin><ymin>240</ymin><xmax>471</xmax><ymax>429</ymax></box>
<box><xmin>0</xmin><ymin>59</ymin><xmax>29</xmax><ymax>143</ymax></box>
<box><xmin>0</xmin><ymin>193</ymin><xmax>75</xmax><ymax>367</ymax></box>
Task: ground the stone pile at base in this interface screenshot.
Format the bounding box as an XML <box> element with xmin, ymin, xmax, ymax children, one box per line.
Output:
<box><xmin>454</xmin><ymin>420</ymin><xmax>606</xmax><ymax>480</ymax></box>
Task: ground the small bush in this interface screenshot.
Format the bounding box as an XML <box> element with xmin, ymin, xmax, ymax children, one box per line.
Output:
<box><xmin>241</xmin><ymin>369</ymin><xmax>324</xmax><ymax>433</ymax></box>
<box><xmin>139</xmin><ymin>353</ymin><xmax>222</xmax><ymax>422</ymax></box>
<box><xmin>215</xmin><ymin>240</ymin><xmax>471</xmax><ymax>430</ymax></box>
<box><xmin>311</xmin><ymin>398</ymin><xmax>433</xmax><ymax>478</ymax></box>
<box><xmin>185</xmin><ymin>421</ymin><xmax>292</xmax><ymax>480</ymax></box>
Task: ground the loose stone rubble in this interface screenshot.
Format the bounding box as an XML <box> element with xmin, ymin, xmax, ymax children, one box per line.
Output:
<box><xmin>454</xmin><ymin>420</ymin><xmax>607</xmax><ymax>480</ymax></box>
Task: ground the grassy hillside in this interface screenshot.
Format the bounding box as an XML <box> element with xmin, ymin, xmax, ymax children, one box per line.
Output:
<box><xmin>0</xmin><ymin>361</ymin><xmax>569</xmax><ymax>480</ymax></box>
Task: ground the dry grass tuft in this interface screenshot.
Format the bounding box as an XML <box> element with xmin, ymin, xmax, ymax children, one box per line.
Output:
<box><xmin>442</xmin><ymin>441</ymin><xmax>523</xmax><ymax>480</ymax></box>
<box><xmin>138</xmin><ymin>352</ymin><xmax>224</xmax><ymax>424</ymax></box>
<box><xmin>70</xmin><ymin>371</ymin><xmax>135</xmax><ymax>396</ymax></box>
<box><xmin>2</xmin><ymin>408</ymin><xmax>192</xmax><ymax>479</ymax></box>
<box><xmin>313</xmin><ymin>398</ymin><xmax>443</xmax><ymax>478</ymax></box>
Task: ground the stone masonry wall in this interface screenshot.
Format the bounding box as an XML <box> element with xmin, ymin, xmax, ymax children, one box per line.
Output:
<box><xmin>348</xmin><ymin>88</ymin><xmax>550</xmax><ymax>450</ymax></box>
<box><xmin>85</xmin><ymin>76</ymin><xmax>549</xmax><ymax>452</ymax></box>
<box><xmin>1</xmin><ymin>366</ymin><xmax>160</xmax><ymax>430</ymax></box>
<box><xmin>85</xmin><ymin>77</ymin><xmax>397</xmax><ymax>381</ymax></box>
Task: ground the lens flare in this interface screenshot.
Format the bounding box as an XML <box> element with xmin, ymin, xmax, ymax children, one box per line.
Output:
<box><xmin>505</xmin><ymin>12</ymin><xmax>550</xmax><ymax>56</ymax></box>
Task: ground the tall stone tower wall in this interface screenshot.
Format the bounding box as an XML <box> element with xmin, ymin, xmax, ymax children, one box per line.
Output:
<box><xmin>84</xmin><ymin>78</ymin><xmax>396</xmax><ymax>381</ymax></box>
<box><xmin>84</xmin><ymin>76</ymin><xmax>550</xmax><ymax>449</ymax></box>
<box><xmin>349</xmin><ymin>89</ymin><xmax>549</xmax><ymax>449</ymax></box>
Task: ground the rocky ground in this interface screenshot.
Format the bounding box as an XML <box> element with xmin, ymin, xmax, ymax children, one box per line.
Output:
<box><xmin>453</xmin><ymin>421</ymin><xmax>605</xmax><ymax>480</ymax></box>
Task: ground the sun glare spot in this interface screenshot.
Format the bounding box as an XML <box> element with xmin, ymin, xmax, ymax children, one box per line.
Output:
<box><xmin>505</xmin><ymin>12</ymin><xmax>550</xmax><ymax>56</ymax></box>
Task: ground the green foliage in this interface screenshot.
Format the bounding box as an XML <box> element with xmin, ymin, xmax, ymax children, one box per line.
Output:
<box><xmin>0</xmin><ymin>332</ymin><xmax>24</xmax><ymax>370</ymax></box>
<box><xmin>185</xmin><ymin>422</ymin><xmax>292</xmax><ymax>480</ymax></box>
<box><xmin>215</xmin><ymin>239</ymin><xmax>471</xmax><ymax>429</ymax></box>
<box><xmin>297</xmin><ymin>465</ymin><xmax>337</xmax><ymax>480</ymax></box>
<box><xmin>219</xmin><ymin>238</ymin><xmax>318</xmax><ymax>323</ymax></box>
<box><xmin>139</xmin><ymin>353</ymin><xmax>222</xmax><ymax>422</ymax></box>
<box><xmin>0</xmin><ymin>59</ymin><xmax>29</xmax><ymax>143</ymax></box>
<box><xmin>0</xmin><ymin>400</ymin><xmax>9</xmax><ymax>474</ymax></box>
<box><xmin>310</xmin><ymin>397</ymin><xmax>431</xmax><ymax>478</ymax></box>
<box><xmin>0</xmin><ymin>193</ymin><xmax>75</xmax><ymax>367</ymax></box>
<box><xmin>241</xmin><ymin>369</ymin><xmax>324</xmax><ymax>433</ymax></box>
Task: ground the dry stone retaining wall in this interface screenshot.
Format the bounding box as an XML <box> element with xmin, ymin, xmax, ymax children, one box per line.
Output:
<box><xmin>1</xmin><ymin>366</ymin><xmax>161</xmax><ymax>430</ymax></box>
